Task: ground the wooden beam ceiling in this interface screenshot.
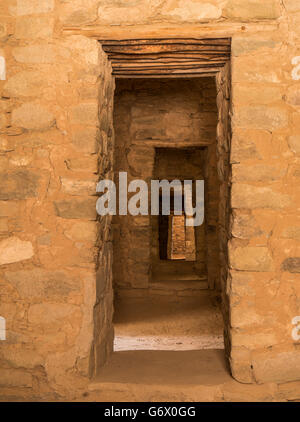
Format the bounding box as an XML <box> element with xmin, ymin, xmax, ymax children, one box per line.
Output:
<box><xmin>100</xmin><ymin>38</ymin><xmax>231</xmax><ymax>78</ymax></box>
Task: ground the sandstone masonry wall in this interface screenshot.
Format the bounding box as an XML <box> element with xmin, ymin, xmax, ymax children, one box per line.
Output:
<box><xmin>0</xmin><ymin>0</ymin><xmax>299</xmax><ymax>399</ymax></box>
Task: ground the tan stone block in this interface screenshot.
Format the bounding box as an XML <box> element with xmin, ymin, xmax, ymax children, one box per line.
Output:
<box><xmin>232</xmin><ymin>163</ymin><xmax>285</xmax><ymax>182</ymax></box>
<box><xmin>15</xmin><ymin>16</ymin><xmax>54</xmax><ymax>39</ymax></box>
<box><xmin>4</xmin><ymin>269</ymin><xmax>81</xmax><ymax>300</ymax></box>
<box><xmin>64</xmin><ymin>221</ymin><xmax>98</xmax><ymax>242</ymax></box>
<box><xmin>0</xmin><ymin>22</ymin><xmax>7</xmax><ymax>40</ymax></box>
<box><xmin>28</xmin><ymin>303</ymin><xmax>79</xmax><ymax>325</ymax></box>
<box><xmin>0</xmin><ymin>170</ymin><xmax>39</xmax><ymax>200</ymax></box>
<box><xmin>70</xmin><ymin>103</ymin><xmax>99</xmax><ymax>125</ymax></box>
<box><xmin>71</xmin><ymin>127</ymin><xmax>99</xmax><ymax>153</ymax></box>
<box><xmin>283</xmin><ymin>0</ymin><xmax>300</xmax><ymax>12</ymax></box>
<box><xmin>0</xmin><ymin>236</ymin><xmax>34</xmax><ymax>265</ymax></box>
<box><xmin>232</xmin><ymin>56</ymin><xmax>281</xmax><ymax>83</ymax></box>
<box><xmin>0</xmin><ymin>348</ymin><xmax>44</xmax><ymax>369</ymax></box>
<box><xmin>37</xmin><ymin>233</ymin><xmax>51</xmax><ymax>245</ymax></box>
<box><xmin>252</xmin><ymin>350</ymin><xmax>300</xmax><ymax>383</ymax></box>
<box><xmin>229</xmin><ymin>245</ymin><xmax>273</xmax><ymax>271</ymax></box>
<box><xmin>54</xmin><ymin>198</ymin><xmax>98</xmax><ymax>220</ymax></box>
<box><xmin>288</xmin><ymin>135</ymin><xmax>300</xmax><ymax>154</ymax></box>
<box><xmin>161</xmin><ymin>0</ymin><xmax>222</xmax><ymax>21</ymax></box>
<box><xmin>65</xmin><ymin>156</ymin><xmax>98</xmax><ymax>173</ymax></box>
<box><xmin>12</xmin><ymin>103</ymin><xmax>55</xmax><ymax>130</ymax></box>
<box><xmin>232</xmin><ymin>84</ymin><xmax>282</xmax><ymax>105</ymax></box>
<box><xmin>231</xmin><ymin>330</ymin><xmax>277</xmax><ymax>349</ymax></box>
<box><xmin>0</xmin><ymin>218</ymin><xmax>8</xmax><ymax>232</ymax></box>
<box><xmin>59</xmin><ymin>3</ymin><xmax>98</xmax><ymax>26</ymax></box>
<box><xmin>13</xmin><ymin>0</ymin><xmax>54</xmax><ymax>16</ymax></box>
<box><xmin>281</xmin><ymin>257</ymin><xmax>300</xmax><ymax>273</ymax></box>
<box><xmin>230</xmin><ymin>131</ymin><xmax>262</xmax><ymax>162</ymax></box>
<box><xmin>12</xmin><ymin>44</ymin><xmax>55</xmax><ymax>63</ymax></box>
<box><xmin>230</xmin><ymin>347</ymin><xmax>253</xmax><ymax>383</ymax></box>
<box><xmin>281</xmin><ymin>226</ymin><xmax>300</xmax><ymax>241</ymax></box>
<box><xmin>277</xmin><ymin>380</ymin><xmax>300</xmax><ymax>401</ymax></box>
<box><xmin>224</xmin><ymin>0</ymin><xmax>280</xmax><ymax>20</ymax></box>
<box><xmin>97</xmin><ymin>0</ymin><xmax>159</xmax><ymax>25</ymax></box>
<box><xmin>230</xmin><ymin>303</ymin><xmax>269</xmax><ymax>328</ymax></box>
<box><xmin>234</xmin><ymin>106</ymin><xmax>288</xmax><ymax>130</ymax></box>
<box><xmin>231</xmin><ymin>211</ymin><xmax>262</xmax><ymax>239</ymax></box>
<box><xmin>78</xmin><ymin>85</ymin><xmax>98</xmax><ymax>100</ymax></box>
<box><xmin>232</xmin><ymin>184</ymin><xmax>291</xmax><ymax>209</ymax></box>
<box><xmin>3</xmin><ymin>71</ymin><xmax>45</xmax><ymax>97</ymax></box>
<box><xmin>0</xmin><ymin>368</ymin><xmax>32</xmax><ymax>388</ymax></box>
<box><xmin>0</xmin><ymin>201</ymin><xmax>20</xmax><ymax>217</ymax></box>
<box><xmin>232</xmin><ymin>37</ymin><xmax>279</xmax><ymax>57</ymax></box>
<box><xmin>60</xmin><ymin>177</ymin><xmax>97</xmax><ymax>196</ymax></box>
<box><xmin>286</xmin><ymin>86</ymin><xmax>300</xmax><ymax>106</ymax></box>
<box><xmin>127</xmin><ymin>146</ymin><xmax>155</xmax><ymax>177</ymax></box>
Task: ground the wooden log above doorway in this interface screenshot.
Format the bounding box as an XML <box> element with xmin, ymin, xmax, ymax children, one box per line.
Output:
<box><xmin>100</xmin><ymin>38</ymin><xmax>231</xmax><ymax>78</ymax></box>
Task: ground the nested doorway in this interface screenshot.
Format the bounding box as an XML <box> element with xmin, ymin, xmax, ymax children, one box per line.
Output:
<box><xmin>92</xmin><ymin>38</ymin><xmax>231</xmax><ymax>375</ymax></box>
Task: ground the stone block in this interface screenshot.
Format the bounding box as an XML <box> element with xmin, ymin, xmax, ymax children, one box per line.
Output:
<box><xmin>286</xmin><ymin>86</ymin><xmax>300</xmax><ymax>106</ymax></box>
<box><xmin>0</xmin><ymin>170</ymin><xmax>39</xmax><ymax>200</ymax></box>
<box><xmin>14</xmin><ymin>0</ymin><xmax>54</xmax><ymax>16</ymax></box>
<box><xmin>288</xmin><ymin>135</ymin><xmax>300</xmax><ymax>154</ymax></box>
<box><xmin>162</xmin><ymin>1</ymin><xmax>222</xmax><ymax>22</ymax></box>
<box><xmin>0</xmin><ymin>236</ymin><xmax>34</xmax><ymax>265</ymax></box>
<box><xmin>12</xmin><ymin>44</ymin><xmax>55</xmax><ymax>64</ymax></box>
<box><xmin>0</xmin><ymin>368</ymin><xmax>32</xmax><ymax>388</ymax></box>
<box><xmin>4</xmin><ymin>269</ymin><xmax>81</xmax><ymax>299</ymax></box>
<box><xmin>232</xmin><ymin>163</ymin><xmax>285</xmax><ymax>182</ymax></box>
<box><xmin>70</xmin><ymin>103</ymin><xmax>99</xmax><ymax>125</ymax></box>
<box><xmin>72</xmin><ymin>127</ymin><xmax>99</xmax><ymax>153</ymax></box>
<box><xmin>28</xmin><ymin>303</ymin><xmax>79</xmax><ymax>325</ymax></box>
<box><xmin>12</xmin><ymin>103</ymin><xmax>55</xmax><ymax>130</ymax></box>
<box><xmin>3</xmin><ymin>71</ymin><xmax>45</xmax><ymax>97</ymax></box>
<box><xmin>234</xmin><ymin>106</ymin><xmax>288</xmax><ymax>131</ymax></box>
<box><xmin>252</xmin><ymin>350</ymin><xmax>300</xmax><ymax>383</ymax></box>
<box><xmin>64</xmin><ymin>221</ymin><xmax>98</xmax><ymax>242</ymax></box>
<box><xmin>15</xmin><ymin>16</ymin><xmax>54</xmax><ymax>39</ymax></box>
<box><xmin>224</xmin><ymin>0</ymin><xmax>280</xmax><ymax>20</ymax></box>
<box><xmin>281</xmin><ymin>257</ymin><xmax>300</xmax><ymax>273</ymax></box>
<box><xmin>54</xmin><ymin>198</ymin><xmax>98</xmax><ymax>220</ymax></box>
<box><xmin>60</xmin><ymin>177</ymin><xmax>97</xmax><ymax>196</ymax></box>
<box><xmin>229</xmin><ymin>245</ymin><xmax>273</xmax><ymax>271</ymax></box>
<box><xmin>231</xmin><ymin>184</ymin><xmax>291</xmax><ymax>209</ymax></box>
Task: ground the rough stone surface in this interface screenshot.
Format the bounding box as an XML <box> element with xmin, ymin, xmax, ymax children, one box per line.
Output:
<box><xmin>229</xmin><ymin>245</ymin><xmax>273</xmax><ymax>272</ymax></box>
<box><xmin>281</xmin><ymin>257</ymin><xmax>300</xmax><ymax>273</ymax></box>
<box><xmin>0</xmin><ymin>170</ymin><xmax>39</xmax><ymax>200</ymax></box>
<box><xmin>234</xmin><ymin>106</ymin><xmax>288</xmax><ymax>131</ymax></box>
<box><xmin>14</xmin><ymin>0</ymin><xmax>55</xmax><ymax>16</ymax></box>
<box><xmin>15</xmin><ymin>16</ymin><xmax>54</xmax><ymax>39</ymax></box>
<box><xmin>54</xmin><ymin>198</ymin><xmax>98</xmax><ymax>220</ymax></box>
<box><xmin>12</xmin><ymin>44</ymin><xmax>55</xmax><ymax>64</ymax></box>
<box><xmin>224</xmin><ymin>0</ymin><xmax>280</xmax><ymax>20</ymax></box>
<box><xmin>12</xmin><ymin>103</ymin><xmax>55</xmax><ymax>130</ymax></box>
<box><xmin>0</xmin><ymin>0</ymin><xmax>299</xmax><ymax>402</ymax></box>
<box><xmin>231</xmin><ymin>184</ymin><xmax>291</xmax><ymax>209</ymax></box>
<box><xmin>0</xmin><ymin>237</ymin><xmax>34</xmax><ymax>265</ymax></box>
<box><xmin>4</xmin><ymin>269</ymin><xmax>81</xmax><ymax>300</ymax></box>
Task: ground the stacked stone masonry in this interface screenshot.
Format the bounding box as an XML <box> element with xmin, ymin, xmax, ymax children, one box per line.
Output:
<box><xmin>0</xmin><ymin>0</ymin><xmax>299</xmax><ymax>401</ymax></box>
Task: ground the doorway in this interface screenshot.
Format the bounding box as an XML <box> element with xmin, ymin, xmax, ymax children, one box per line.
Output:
<box><xmin>112</xmin><ymin>78</ymin><xmax>224</xmax><ymax>352</ymax></box>
<box><xmin>92</xmin><ymin>38</ymin><xmax>231</xmax><ymax>376</ymax></box>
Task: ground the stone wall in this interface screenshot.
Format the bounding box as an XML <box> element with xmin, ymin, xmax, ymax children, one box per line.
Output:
<box><xmin>0</xmin><ymin>2</ymin><xmax>114</xmax><ymax>397</ymax></box>
<box><xmin>0</xmin><ymin>0</ymin><xmax>299</xmax><ymax>399</ymax></box>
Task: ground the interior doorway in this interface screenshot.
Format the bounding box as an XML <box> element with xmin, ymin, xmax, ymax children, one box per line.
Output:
<box><xmin>112</xmin><ymin>77</ymin><xmax>224</xmax><ymax>352</ymax></box>
<box><xmin>92</xmin><ymin>38</ymin><xmax>231</xmax><ymax>376</ymax></box>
